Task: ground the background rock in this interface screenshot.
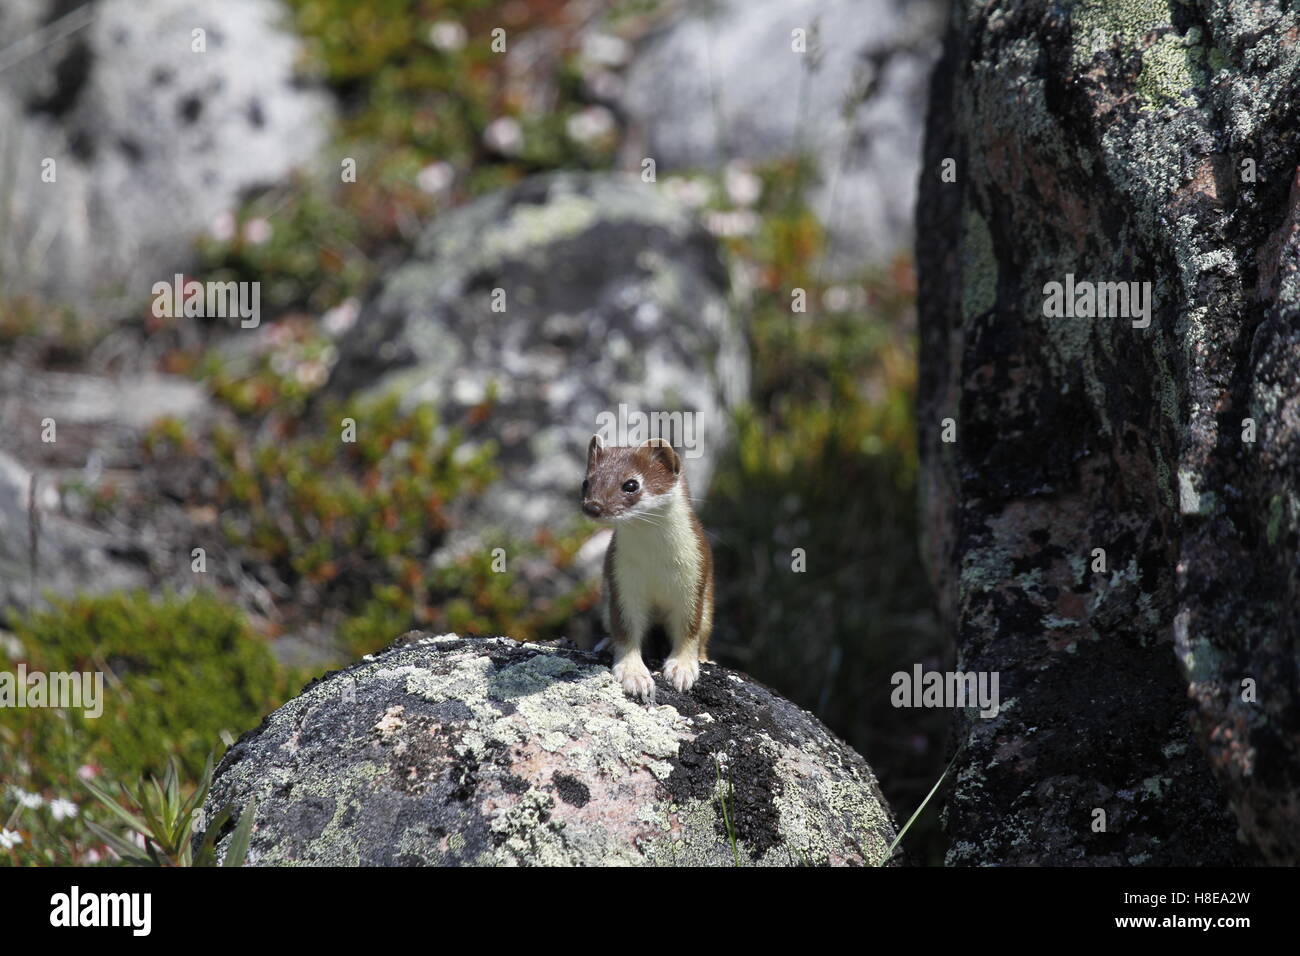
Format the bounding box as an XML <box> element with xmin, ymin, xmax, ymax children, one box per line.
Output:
<box><xmin>0</xmin><ymin>366</ymin><xmax>212</xmax><ymax>613</ymax></box>
<box><xmin>0</xmin><ymin>0</ymin><xmax>330</xmax><ymax>312</ymax></box>
<box><xmin>328</xmin><ymin>171</ymin><xmax>750</xmax><ymax>535</ymax></box>
<box><xmin>918</xmin><ymin>0</ymin><xmax>1300</xmax><ymax>864</ymax></box>
<box><xmin>202</xmin><ymin>634</ymin><xmax>897</xmax><ymax>866</ymax></box>
<box><xmin>618</xmin><ymin>0</ymin><xmax>943</xmax><ymax>273</ymax></box>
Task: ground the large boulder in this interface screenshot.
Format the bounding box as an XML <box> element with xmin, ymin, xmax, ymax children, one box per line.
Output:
<box><xmin>0</xmin><ymin>0</ymin><xmax>330</xmax><ymax>312</ymax></box>
<box><xmin>327</xmin><ymin>171</ymin><xmax>750</xmax><ymax>534</ymax></box>
<box><xmin>918</xmin><ymin>0</ymin><xmax>1300</xmax><ymax>863</ymax></box>
<box><xmin>618</xmin><ymin>0</ymin><xmax>944</xmax><ymax>272</ymax></box>
<box><xmin>202</xmin><ymin>634</ymin><xmax>897</xmax><ymax>866</ymax></box>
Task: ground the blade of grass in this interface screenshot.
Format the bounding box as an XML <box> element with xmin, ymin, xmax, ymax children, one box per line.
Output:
<box><xmin>82</xmin><ymin>778</ymin><xmax>150</xmax><ymax>837</ymax></box>
<box><xmin>223</xmin><ymin>798</ymin><xmax>257</xmax><ymax>867</ymax></box>
<box><xmin>879</xmin><ymin>747</ymin><xmax>961</xmax><ymax>865</ymax></box>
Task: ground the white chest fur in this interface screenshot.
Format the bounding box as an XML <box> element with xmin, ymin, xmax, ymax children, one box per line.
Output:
<box><xmin>610</xmin><ymin>484</ymin><xmax>702</xmax><ymax>621</ymax></box>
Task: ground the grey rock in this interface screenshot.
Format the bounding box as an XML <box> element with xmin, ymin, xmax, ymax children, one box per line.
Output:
<box><xmin>0</xmin><ymin>450</ymin><xmax>148</xmax><ymax>611</ymax></box>
<box><xmin>328</xmin><ymin>171</ymin><xmax>750</xmax><ymax>535</ymax></box>
<box><xmin>918</xmin><ymin>0</ymin><xmax>1300</xmax><ymax>863</ymax></box>
<box><xmin>619</xmin><ymin>0</ymin><xmax>943</xmax><ymax>273</ymax></box>
<box><xmin>0</xmin><ymin>0</ymin><xmax>331</xmax><ymax>313</ymax></box>
<box><xmin>0</xmin><ymin>367</ymin><xmax>212</xmax><ymax>613</ymax></box>
<box><xmin>202</xmin><ymin>633</ymin><xmax>897</xmax><ymax>865</ymax></box>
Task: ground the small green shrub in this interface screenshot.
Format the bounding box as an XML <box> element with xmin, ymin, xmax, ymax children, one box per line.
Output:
<box><xmin>0</xmin><ymin>592</ymin><xmax>287</xmax><ymax>865</ymax></box>
<box><xmin>1</xmin><ymin>592</ymin><xmax>284</xmax><ymax>785</ymax></box>
<box><xmin>148</xmin><ymin>388</ymin><xmax>594</xmax><ymax>660</ymax></box>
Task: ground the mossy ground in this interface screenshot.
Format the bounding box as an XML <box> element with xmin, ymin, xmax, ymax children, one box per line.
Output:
<box><xmin>0</xmin><ymin>592</ymin><xmax>290</xmax><ymax>865</ymax></box>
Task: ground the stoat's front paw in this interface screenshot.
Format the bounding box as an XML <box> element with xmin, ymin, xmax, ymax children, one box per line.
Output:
<box><xmin>663</xmin><ymin>655</ymin><xmax>700</xmax><ymax>693</ymax></box>
<box><xmin>613</xmin><ymin>657</ymin><xmax>655</xmax><ymax>702</ymax></box>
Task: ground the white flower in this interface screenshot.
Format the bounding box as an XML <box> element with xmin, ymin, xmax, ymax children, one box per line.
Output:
<box><xmin>724</xmin><ymin>162</ymin><xmax>763</xmax><ymax>207</ymax></box>
<box><xmin>428</xmin><ymin>21</ymin><xmax>467</xmax><ymax>52</ymax></box>
<box><xmin>0</xmin><ymin>630</ymin><xmax>22</xmax><ymax>659</ymax></box>
<box><xmin>49</xmin><ymin>798</ymin><xmax>77</xmax><ymax>821</ymax></box>
<box><xmin>321</xmin><ymin>298</ymin><xmax>361</xmax><ymax>336</ymax></box>
<box><xmin>211</xmin><ymin>211</ymin><xmax>236</xmax><ymax>242</ymax></box>
<box><xmin>416</xmin><ymin>161</ymin><xmax>455</xmax><ymax>195</ymax></box>
<box><xmin>13</xmin><ymin>789</ymin><xmax>42</xmax><ymax>810</ymax></box>
<box><xmin>823</xmin><ymin>285</ymin><xmax>852</xmax><ymax>312</ymax></box>
<box><xmin>581</xmin><ymin>32</ymin><xmax>629</xmax><ymax>68</ymax></box>
<box><xmin>0</xmin><ymin>829</ymin><xmax>22</xmax><ymax>849</ymax></box>
<box><xmin>565</xmin><ymin>106</ymin><xmax>616</xmax><ymax>146</ymax></box>
<box><xmin>583</xmin><ymin>68</ymin><xmax>622</xmax><ymax>101</ymax></box>
<box><xmin>483</xmin><ymin>117</ymin><xmax>523</xmax><ymax>155</ymax></box>
<box><xmin>243</xmin><ymin>218</ymin><xmax>273</xmax><ymax>245</ymax></box>
<box><xmin>295</xmin><ymin>360</ymin><xmax>328</xmax><ymax>388</ymax></box>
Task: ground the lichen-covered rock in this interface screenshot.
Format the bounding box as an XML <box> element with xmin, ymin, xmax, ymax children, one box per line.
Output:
<box><xmin>327</xmin><ymin>172</ymin><xmax>749</xmax><ymax>535</ymax></box>
<box><xmin>0</xmin><ymin>0</ymin><xmax>330</xmax><ymax>311</ymax></box>
<box><xmin>202</xmin><ymin>634</ymin><xmax>896</xmax><ymax>866</ymax></box>
<box><xmin>619</xmin><ymin>0</ymin><xmax>943</xmax><ymax>272</ymax></box>
<box><xmin>919</xmin><ymin>0</ymin><xmax>1300</xmax><ymax>863</ymax></box>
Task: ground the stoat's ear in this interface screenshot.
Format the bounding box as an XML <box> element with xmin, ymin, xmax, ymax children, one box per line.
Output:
<box><xmin>587</xmin><ymin>433</ymin><xmax>605</xmax><ymax>471</ymax></box>
<box><xmin>640</xmin><ymin>437</ymin><xmax>681</xmax><ymax>475</ymax></box>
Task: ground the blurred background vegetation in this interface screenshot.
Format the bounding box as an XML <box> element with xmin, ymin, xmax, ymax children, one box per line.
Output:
<box><xmin>1</xmin><ymin>0</ymin><xmax>947</xmax><ymax>865</ymax></box>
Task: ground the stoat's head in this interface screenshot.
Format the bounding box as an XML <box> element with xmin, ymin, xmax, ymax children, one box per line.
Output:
<box><xmin>581</xmin><ymin>434</ymin><xmax>682</xmax><ymax>523</ymax></box>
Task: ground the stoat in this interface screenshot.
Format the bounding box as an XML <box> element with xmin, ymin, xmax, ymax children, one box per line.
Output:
<box><xmin>581</xmin><ymin>435</ymin><xmax>714</xmax><ymax>699</ymax></box>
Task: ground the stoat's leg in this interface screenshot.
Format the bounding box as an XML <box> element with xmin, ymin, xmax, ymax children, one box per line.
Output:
<box><xmin>663</xmin><ymin>605</ymin><xmax>702</xmax><ymax>693</ymax></box>
<box><xmin>611</xmin><ymin>621</ymin><xmax>654</xmax><ymax>701</ymax></box>
<box><xmin>696</xmin><ymin>573</ymin><xmax>714</xmax><ymax>663</ymax></box>
<box><xmin>606</xmin><ymin>541</ymin><xmax>654</xmax><ymax>701</ymax></box>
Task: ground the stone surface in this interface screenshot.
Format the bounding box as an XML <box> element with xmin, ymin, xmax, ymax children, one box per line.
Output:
<box><xmin>327</xmin><ymin>171</ymin><xmax>750</xmax><ymax>536</ymax></box>
<box><xmin>918</xmin><ymin>0</ymin><xmax>1300</xmax><ymax>864</ymax></box>
<box><xmin>0</xmin><ymin>366</ymin><xmax>212</xmax><ymax>614</ymax></box>
<box><xmin>0</xmin><ymin>0</ymin><xmax>330</xmax><ymax>312</ymax></box>
<box><xmin>619</xmin><ymin>0</ymin><xmax>943</xmax><ymax>272</ymax></box>
<box><xmin>202</xmin><ymin>634</ymin><xmax>897</xmax><ymax>866</ymax></box>
<box><xmin>0</xmin><ymin>449</ymin><xmax>148</xmax><ymax>612</ymax></box>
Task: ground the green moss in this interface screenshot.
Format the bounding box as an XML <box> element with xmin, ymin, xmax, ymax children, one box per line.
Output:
<box><xmin>1136</xmin><ymin>30</ymin><xmax>1206</xmax><ymax>110</ymax></box>
<box><xmin>962</xmin><ymin>206</ymin><xmax>998</xmax><ymax>319</ymax></box>
<box><xmin>1071</xmin><ymin>0</ymin><xmax>1172</xmax><ymax>69</ymax></box>
<box><xmin>1</xmin><ymin>592</ymin><xmax>285</xmax><ymax>786</ymax></box>
<box><xmin>0</xmin><ymin>592</ymin><xmax>289</xmax><ymax>864</ymax></box>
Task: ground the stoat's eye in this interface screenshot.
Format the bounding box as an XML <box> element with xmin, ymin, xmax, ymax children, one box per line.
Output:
<box><xmin>581</xmin><ymin>479</ymin><xmax>590</xmax><ymax>496</ymax></box>
<box><xmin>622</xmin><ymin>479</ymin><xmax>640</xmax><ymax>494</ymax></box>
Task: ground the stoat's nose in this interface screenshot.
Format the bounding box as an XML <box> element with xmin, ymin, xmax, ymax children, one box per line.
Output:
<box><xmin>582</xmin><ymin>500</ymin><xmax>602</xmax><ymax>518</ymax></box>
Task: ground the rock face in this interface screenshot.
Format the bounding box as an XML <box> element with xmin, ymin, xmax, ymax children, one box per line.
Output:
<box><xmin>918</xmin><ymin>1</ymin><xmax>1300</xmax><ymax>863</ymax></box>
<box><xmin>619</xmin><ymin>0</ymin><xmax>943</xmax><ymax>271</ymax></box>
<box><xmin>0</xmin><ymin>0</ymin><xmax>330</xmax><ymax>311</ymax></box>
<box><xmin>202</xmin><ymin>634</ymin><xmax>896</xmax><ymax>866</ymax></box>
<box><xmin>0</xmin><ymin>450</ymin><xmax>148</xmax><ymax>612</ymax></box>
<box><xmin>0</xmin><ymin>368</ymin><xmax>211</xmax><ymax>614</ymax></box>
<box><xmin>328</xmin><ymin>172</ymin><xmax>750</xmax><ymax>534</ymax></box>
